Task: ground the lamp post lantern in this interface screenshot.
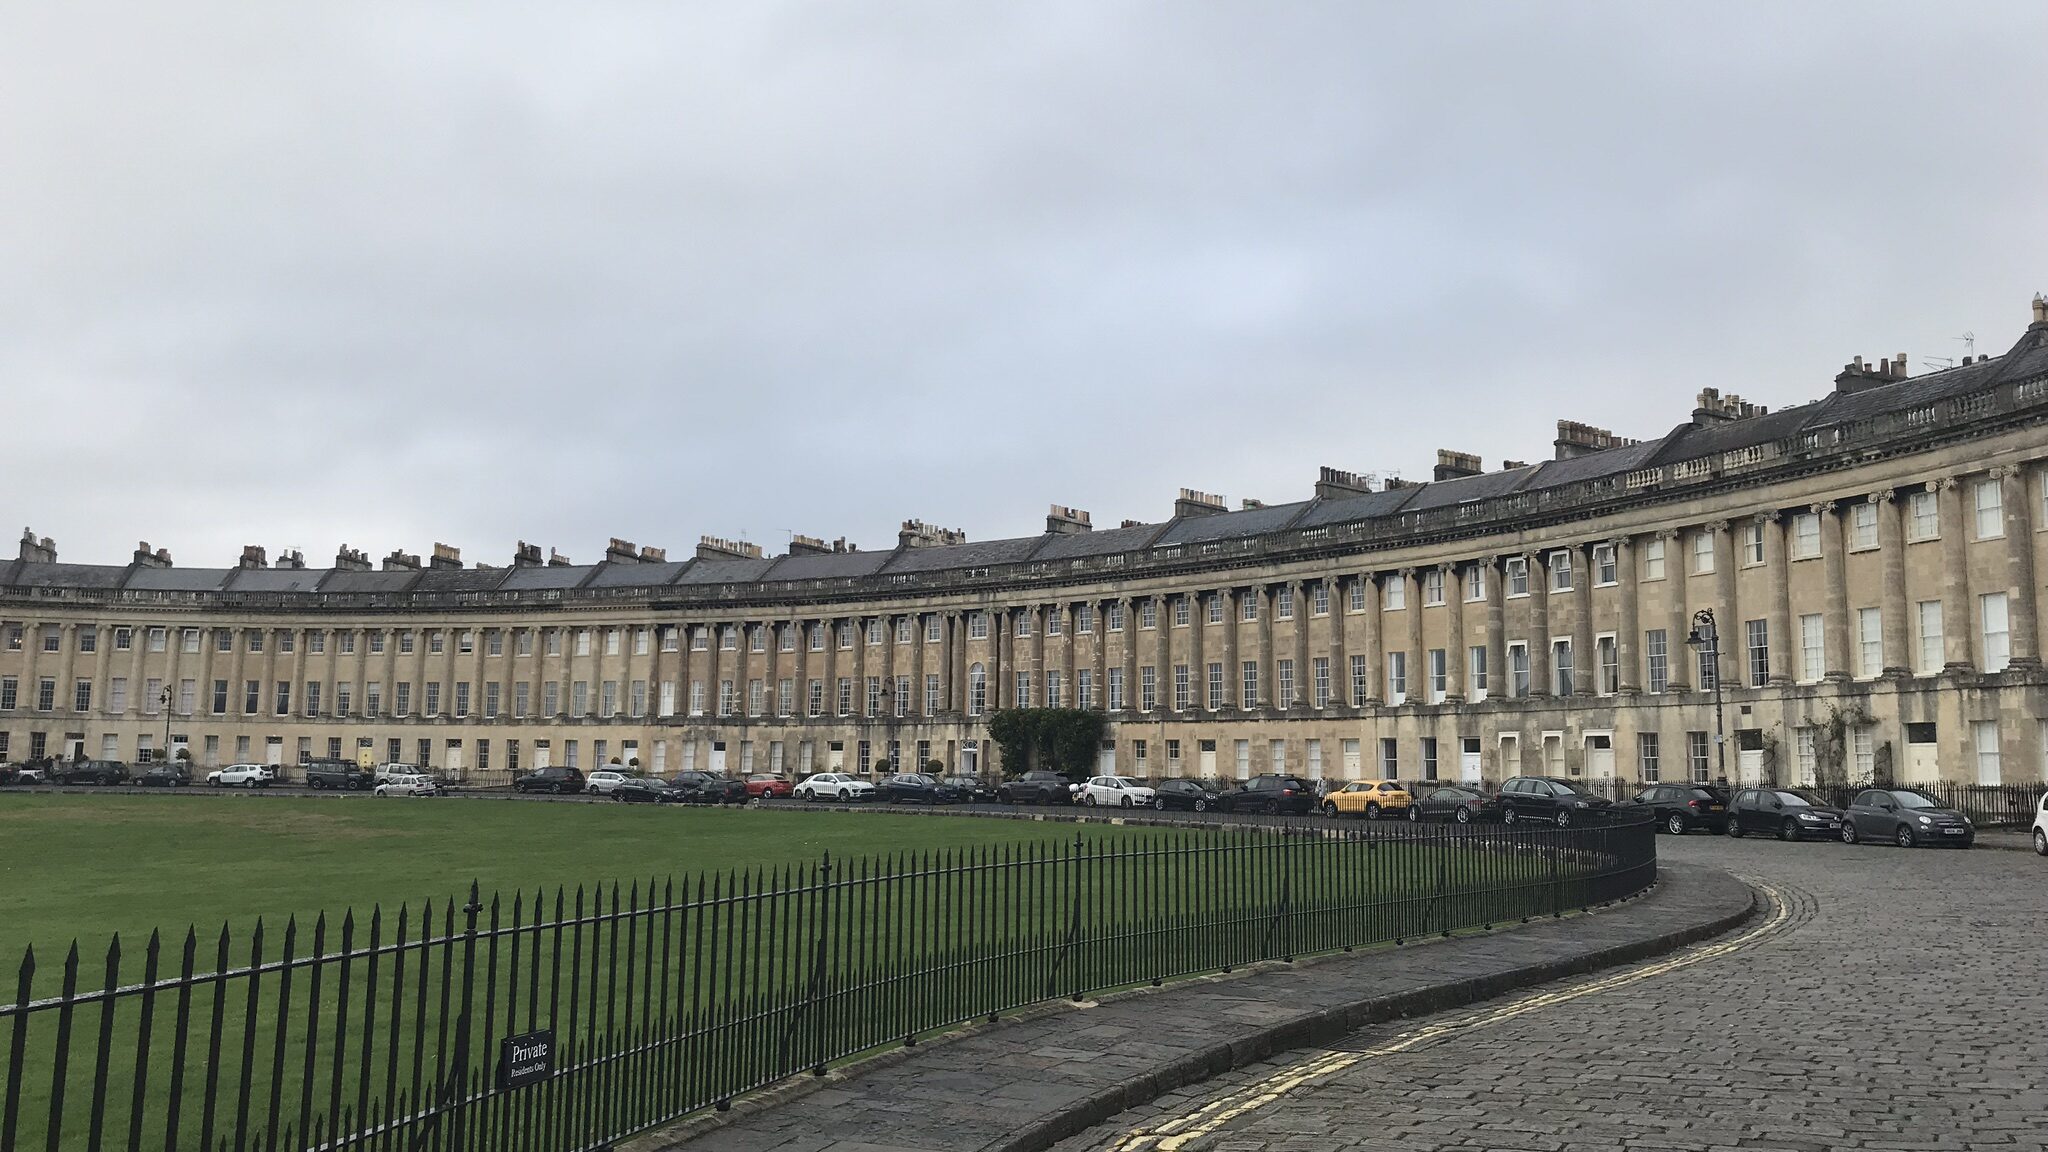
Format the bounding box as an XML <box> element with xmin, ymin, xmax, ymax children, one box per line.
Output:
<box><xmin>159</xmin><ymin>685</ymin><xmax>174</xmax><ymax>765</ymax></box>
<box><xmin>1684</xmin><ymin>609</ymin><xmax>1728</xmax><ymax>785</ymax></box>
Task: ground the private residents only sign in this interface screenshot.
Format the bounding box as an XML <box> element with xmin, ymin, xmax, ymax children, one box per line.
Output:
<box><xmin>499</xmin><ymin>1030</ymin><xmax>554</xmax><ymax>1090</ymax></box>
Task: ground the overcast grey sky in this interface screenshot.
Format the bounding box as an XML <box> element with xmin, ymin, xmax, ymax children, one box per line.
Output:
<box><xmin>4</xmin><ymin>2</ymin><xmax>2044</xmax><ymax>569</ymax></box>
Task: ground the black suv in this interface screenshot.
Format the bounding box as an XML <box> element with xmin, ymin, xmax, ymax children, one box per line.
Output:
<box><xmin>1617</xmin><ymin>783</ymin><xmax>1730</xmax><ymax>835</ymax></box>
<box><xmin>669</xmin><ymin>771</ymin><xmax>749</xmax><ymax>805</ymax></box>
<box><xmin>304</xmin><ymin>759</ymin><xmax>374</xmax><ymax>790</ymax></box>
<box><xmin>513</xmin><ymin>767</ymin><xmax>586</xmax><ymax>795</ymax></box>
<box><xmin>55</xmin><ymin>760</ymin><xmax>129</xmax><ymax>786</ymax></box>
<box><xmin>877</xmin><ymin>773</ymin><xmax>962</xmax><ymax>804</ymax></box>
<box><xmin>1497</xmin><ymin>776</ymin><xmax>1613</xmax><ymax>826</ymax></box>
<box><xmin>1725</xmin><ymin>787</ymin><xmax>1844</xmax><ymax>841</ymax></box>
<box><xmin>1216</xmin><ymin>775</ymin><xmax>1317</xmax><ymax>815</ymax></box>
<box><xmin>997</xmin><ymin>770</ymin><xmax>1073</xmax><ymax>805</ymax></box>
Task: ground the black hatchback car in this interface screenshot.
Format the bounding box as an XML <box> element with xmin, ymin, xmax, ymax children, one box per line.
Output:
<box><xmin>997</xmin><ymin>770</ymin><xmax>1073</xmax><ymax>805</ymax></box>
<box><xmin>1842</xmin><ymin>788</ymin><xmax>1974</xmax><ymax>848</ymax></box>
<box><xmin>875</xmin><ymin>773</ymin><xmax>962</xmax><ymax>804</ymax></box>
<box><xmin>612</xmin><ymin>776</ymin><xmax>681</xmax><ymax>804</ymax></box>
<box><xmin>1409</xmin><ymin>785</ymin><xmax>1499</xmax><ymax>824</ymax></box>
<box><xmin>138</xmin><ymin>763</ymin><xmax>193</xmax><ymax>788</ymax></box>
<box><xmin>54</xmin><ymin>759</ymin><xmax>129</xmax><ymax>786</ymax></box>
<box><xmin>1616</xmin><ymin>783</ymin><xmax>1730</xmax><ymax>835</ymax></box>
<box><xmin>669</xmin><ymin>771</ymin><xmax>749</xmax><ymax>805</ymax></box>
<box><xmin>1215</xmin><ymin>775</ymin><xmax>1317</xmax><ymax>815</ymax></box>
<box><xmin>1498</xmin><ymin>777</ymin><xmax>1613</xmax><ymax>826</ymax></box>
<box><xmin>512</xmin><ymin>767</ymin><xmax>585</xmax><ymax>795</ymax></box>
<box><xmin>1725</xmin><ymin>787</ymin><xmax>1844</xmax><ymax>841</ymax></box>
<box><xmin>1152</xmin><ymin>778</ymin><xmax>1222</xmax><ymax>812</ymax></box>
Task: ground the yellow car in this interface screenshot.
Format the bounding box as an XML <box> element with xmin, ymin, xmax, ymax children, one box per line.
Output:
<box><xmin>1325</xmin><ymin>779</ymin><xmax>1414</xmax><ymax>820</ymax></box>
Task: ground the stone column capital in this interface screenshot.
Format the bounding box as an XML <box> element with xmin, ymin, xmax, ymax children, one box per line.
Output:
<box><xmin>1607</xmin><ymin>535</ymin><xmax>1632</xmax><ymax>552</ymax></box>
<box><xmin>1704</xmin><ymin>519</ymin><xmax>1729</xmax><ymax>534</ymax></box>
<box><xmin>1937</xmin><ymin>476</ymin><xmax>1960</xmax><ymax>492</ymax></box>
<box><xmin>1657</xmin><ymin>528</ymin><xmax>1683</xmax><ymax>544</ymax></box>
<box><xmin>1754</xmin><ymin>510</ymin><xmax>1780</xmax><ymax>526</ymax></box>
<box><xmin>1870</xmin><ymin>488</ymin><xmax>1895</xmax><ymax>504</ymax></box>
<box><xmin>1809</xmin><ymin>500</ymin><xmax>1837</xmax><ymax>516</ymax></box>
<box><xmin>1991</xmin><ymin>463</ymin><xmax>2023</xmax><ymax>481</ymax></box>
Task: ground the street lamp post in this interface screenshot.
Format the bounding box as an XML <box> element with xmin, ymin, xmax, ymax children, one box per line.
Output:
<box><xmin>1684</xmin><ymin>609</ymin><xmax>1728</xmax><ymax>785</ymax></box>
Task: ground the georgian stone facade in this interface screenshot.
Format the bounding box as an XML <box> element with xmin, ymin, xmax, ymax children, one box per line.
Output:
<box><xmin>7</xmin><ymin>303</ymin><xmax>2048</xmax><ymax>789</ymax></box>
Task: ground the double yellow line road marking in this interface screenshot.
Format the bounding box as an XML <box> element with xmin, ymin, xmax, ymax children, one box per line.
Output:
<box><xmin>1103</xmin><ymin>879</ymin><xmax>1794</xmax><ymax>1152</ymax></box>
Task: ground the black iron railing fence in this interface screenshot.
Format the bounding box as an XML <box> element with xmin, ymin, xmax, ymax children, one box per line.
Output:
<box><xmin>0</xmin><ymin>818</ymin><xmax>1655</xmax><ymax>1152</ymax></box>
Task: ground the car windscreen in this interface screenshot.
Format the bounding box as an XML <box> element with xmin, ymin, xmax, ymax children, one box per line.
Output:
<box><xmin>1113</xmin><ymin>777</ymin><xmax>1143</xmax><ymax>787</ymax></box>
<box><xmin>1892</xmin><ymin>791</ymin><xmax>1940</xmax><ymax>809</ymax></box>
<box><xmin>1773</xmin><ymin>791</ymin><xmax>1819</xmax><ymax>807</ymax></box>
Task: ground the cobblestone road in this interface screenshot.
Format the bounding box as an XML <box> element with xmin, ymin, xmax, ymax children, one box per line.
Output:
<box><xmin>1053</xmin><ymin>835</ymin><xmax>2048</xmax><ymax>1152</ymax></box>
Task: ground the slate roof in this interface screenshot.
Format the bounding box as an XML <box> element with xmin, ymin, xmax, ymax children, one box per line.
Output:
<box><xmin>883</xmin><ymin>536</ymin><xmax>1044</xmax><ymax>573</ymax></box>
<box><xmin>496</xmin><ymin>565</ymin><xmax>598</xmax><ymax>590</ymax></box>
<box><xmin>1155</xmin><ymin>501</ymin><xmax>1310</xmax><ymax>546</ymax></box>
<box><xmin>1030</xmin><ymin>521</ymin><xmax>1170</xmax><ymax>560</ymax></box>
<box><xmin>758</xmin><ymin>550</ymin><xmax>888</xmax><ymax>582</ymax></box>
<box><xmin>1401</xmin><ymin>466</ymin><xmax>1542</xmax><ymax>511</ymax></box>
<box><xmin>224</xmin><ymin>568</ymin><xmax>329</xmax><ymax>594</ymax></box>
<box><xmin>1291</xmin><ymin>487</ymin><xmax>1418</xmax><ymax>529</ymax></box>
<box><xmin>584</xmin><ymin>561</ymin><xmax>690</xmax><ymax>588</ymax></box>
<box><xmin>8</xmin><ymin>563</ymin><xmax>128</xmax><ymax>590</ymax></box>
<box><xmin>316</xmin><ymin>570</ymin><xmax>421</xmax><ymax>594</ymax></box>
<box><xmin>674</xmin><ymin>556</ymin><xmax>781</xmax><ymax>585</ymax></box>
<box><xmin>410</xmin><ymin>567</ymin><xmax>507</xmax><ymax>594</ymax></box>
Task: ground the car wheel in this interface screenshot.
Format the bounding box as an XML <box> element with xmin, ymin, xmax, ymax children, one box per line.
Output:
<box><xmin>1555</xmin><ymin>809</ymin><xmax>1572</xmax><ymax>828</ymax></box>
<box><xmin>1406</xmin><ymin>805</ymin><xmax>1420</xmax><ymax>823</ymax></box>
<box><xmin>1153</xmin><ymin>797</ymin><xmax>1166</xmax><ymax>810</ymax></box>
<box><xmin>1365</xmin><ymin>803</ymin><xmax>1380</xmax><ymax>821</ymax></box>
<box><xmin>1116</xmin><ymin>795</ymin><xmax>1131</xmax><ymax>809</ymax></box>
<box><xmin>1895</xmin><ymin>824</ymin><xmax>1917</xmax><ymax>849</ymax></box>
<box><xmin>1841</xmin><ymin>821</ymin><xmax>1859</xmax><ymax>845</ymax></box>
<box><xmin>1779</xmin><ymin>819</ymin><xmax>1801</xmax><ymax>842</ymax></box>
<box><xmin>1193</xmin><ymin>798</ymin><xmax>1208</xmax><ymax>813</ymax></box>
<box><xmin>1084</xmin><ymin>794</ymin><xmax>1096</xmax><ymax>807</ymax></box>
<box><xmin>1502</xmin><ymin>807</ymin><xmax>1517</xmax><ymax>825</ymax></box>
<box><xmin>1666</xmin><ymin>813</ymin><xmax>1689</xmax><ymax>836</ymax></box>
<box><xmin>1322</xmin><ymin>801</ymin><xmax>1338</xmax><ymax>819</ymax></box>
<box><xmin>839</xmin><ymin>789</ymin><xmax>851</xmax><ymax>802</ymax></box>
<box><xmin>2035</xmin><ymin>829</ymin><xmax>2048</xmax><ymax>857</ymax></box>
<box><xmin>1724</xmin><ymin>818</ymin><xmax>1742</xmax><ymax>838</ymax></box>
<box><xmin>1454</xmin><ymin>806</ymin><xmax>1473</xmax><ymax>825</ymax></box>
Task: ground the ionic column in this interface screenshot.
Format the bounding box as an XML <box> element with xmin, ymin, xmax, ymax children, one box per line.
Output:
<box><xmin>1357</xmin><ymin>574</ymin><xmax>1382</xmax><ymax>705</ymax></box>
<box><xmin>261</xmin><ymin>628</ymin><xmax>281</xmax><ymax>716</ymax></box>
<box><xmin>820</xmin><ymin>617</ymin><xmax>839</xmax><ymax>714</ymax></box>
<box><xmin>1255</xmin><ymin>585</ymin><xmax>1275</xmax><ymax>707</ymax></box>
<box><xmin>793</xmin><ymin>620</ymin><xmax>812</xmax><ymax>716</ymax></box>
<box><xmin>1484</xmin><ymin>558</ymin><xmax>1506</xmax><ymax>694</ymax></box>
<box><xmin>1998</xmin><ymin>464</ymin><xmax>2040</xmax><ymax>667</ymax></box>
<box><xmin>1290</xmin><ymin>581</ymin><xmax>1309</xmax><ymax>709</ymax></box>
<box><xmin>90</xmin><ymin>622</ymin><xmax>114</xmax><ymax>718</ymax></box>
<box><xmin>1120</xmin><ymin>597</ymin><xmax>1138</xmax><ymax>712</ymax></box>
<box><xmin>1092</xmin><ymin>599</ymin><xmax>1110</xmax><ymax>709</ymax></box>
<box><xmin>226</xmin><ymin>628</ymin><xmax>247</xmax><ymax>716</ymax></box>
<box><xmin>1874</xmin><ymin>493</ymin><xmax>1914</xmax><ymax>672</ymax></box>
<box><xmin>379</xmin><ymin>629</ymin><xmax>398</xmax><ymax>718</ymax></box>
<box><xmin>991</xmin><ymin>609</ymin><xmax>1009</xmax><ymax>710</ymax></box>
<box><xmin>55</xmin><ymin>624</ymin><xmax>78</xmax><ymax>719</ymax></box>
<box><xmin>1818</xmin><ymin>502</ymin><xmax>1851</xmax><ymax>680</ymax></box>
<box><xmin>1403</xmin><ymin>569</ymin><xmax>1424</xmax><ymax>702</ymax></box>
<box><xmin>1327</xmin><ymin>576</ymin><xmax>1348</xmax><ymax>708</ymax></box>
<box><xmin>124</xmin><ymin>625</ymin><xmax>146</xmax><ymax>718</ymax></box>
<box><xmin>1187</xmin><ymin>594</ymin><xmax>1205</xmax><ymax>711</ymax></box>
<box><xmin>1442</xmin><ymin>564</ymin><xmax>1465</xmax><ymax>704</ymax></box>
<box><xmin>1528</xmin><ymin>553</ymin><xmax>1551</xmax><ymax>697</ymax></box>
<box><xmin>1615</xmin><ymin>537</ymin><xmax>1641</xmax><ymax>694</ymax></box>
<box><xmin>1219</xmin><ymin>589</ymin><xmax>1239</xmax><ymax>707</ymax></box>
<box><xmin>1058</xmin><ymin>604</ymin><xmax>1077</xmax><ymax>707</ymax></box>
<box><xmin>1150</xmin><ymin>596</ymin><xmax>1168</xmax><ymax>712</ymax></box>
<box><xmin>1662</xmin><ymin>531</ymin><xmax>1691</xmax><ymax>692</ymax></box>
<box><xmin>1938</xmin><ymin>478</ymin><xmax>1975</xmax><ymax>671</ymax></box>
<box><xmin>1571</xmin><ymin>545</ymin><xmax>1594</xmax><ymax>696</ymax></box>
<box><xmin>1764</xmin><ymin>512</ymin><xmax>1792</xmax><ymax>685</ymax></box>
<box><xmin>1709</xmin><ymin>520</ymin><xmax>1738</xmax><ymax>687</ymax></box>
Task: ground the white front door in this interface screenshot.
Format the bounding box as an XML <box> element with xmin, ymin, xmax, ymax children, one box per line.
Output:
<box><xmin>1098</xmin><ymin>744</ymin><xmax>1117</xmax><ymax>775</ymax></box>
<box><xmin>1460</xmin><ymin>738</ymin><xmax>1483</xmax><ymax>785</ymax></box>
<box><xmin>708</xmin><ymin>742</ymin><xmax>727</xmax><ymax>774</ymax></box>
<box><xmin>535</xmin><ymin>746</ymin><xmax>552</xmax><ymax>770</ymax></box>
<box><xmin>1198</xmin><ymin>744</ymin><xmax>1217</xmax><ymax>775</ymax></box>
<box><xmin>445</xmin><ymin>743</ymin><xmax>465</xmax><ymax>775</ymax></box>
<box><xmin>1587</xmin><ymin>737</ymin><xmax>1615</xmax><ymax>779</ymax></box>
<box><xmin>265</xmin><ymin>741</ymin><xmax>283</xmax><ymax>767</ymax></box>
<box><xmin>1736</xmin><ymin>749</ymin><xmax>1764</xmax><ymax>785</ymax></box>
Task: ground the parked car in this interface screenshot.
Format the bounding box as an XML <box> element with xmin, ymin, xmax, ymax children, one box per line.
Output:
<box><xmin>793</xmin><ymin>772</ymin><xmax>875</xmax><ymax>803</ymax></box>
<box><xmin>744</xmin><ymin>773</ymin><xmax>794</xmax><ymax>799</ymax></box>
<box><xmin>374</xmin><ymin>773</ymin><xmax>439</xmax><ymax>798</ymax></box>
<box><xmin>586</xmin><ymin>769</ymin><xmax>633</xmax><ymax>796</ymax></box>
<box><xmin>669</xmin><ymin>771</ymin><xmax>750</xmax><ymax>805</ymax></box>
<box><xmin>1324</xmin><ymin>779</ymin><xmax>1412</xmax><ymax>820</ymax></box>
<box><xmin>2035</xmin><ymin>792</ymin><xmax>2048</xmax><ymax>856</ymax></box>
<box><xmin>374</xmin><ymin>762</ymin><xmax>427</xmax><ymax>785</ymax></box>
<box><xmin>1409</xmin><ymin>785</ymin><xmax>1499</xmax><ymax>824</ymax></box>
<box><xmin>1078</xmin><ymin>775</ymin><xmax>1156</xmax><ymax>808</ymax></box>
<box><xmin>304</xmin><ymin>759</ymin><xmax>374</xmax><ymax>791</ymax></box>
<box><xmin>54</xmin><ymin>759</ymin><xmax>129</xmax><ymax>786</ymax></box>
<box><xmin>138</xmin><ymin>763</ymin><xmax>193</xmax><ymax>788</ymax></box>
<box><xmin>941</xmin><ymin>775</ymin><xmax>999</xmax><ymax>804</ymax></box>
<box><xmin>513</xmin><ymin>767</ymin><xmax>585</xmax><ymax>795</ymax></box>
<box><xmin>1725</xmin><ymin>788</ymin><xmax>1844</xmax><ymax>841</ymax></box>
<box><xmin>1498</xmin><ymin>777</ymin><xmax>1613</xmax><ymax>826</ymax></box>
<box><xmin>876</xmin><ymin>773</ymin><xmax>963</xmax><ymax>804</ymax></box>
<box><xmin>205</xmin><ymin>763</ymin><xmax>269</xmax><ymax>787</ymax></box>
<box><xmin>1151</xmin><ymin>778</ymin><xmax>1221</xmax><ymax>812</ymax></box>
<box><xmin>1617</xmin><ymin>783</ymin><xmax>1731</xmax><ymax>835</ymax></box>
<box><xmin>7</xmin><ymin>762</ymin><xmax>48</xmax><ymax>785</ymax></box>
<box><xmin>997</xmin><ymin>770</ymin><xmax>1072</xmax><ymax>805</ymax></box>
<box><xmin>611</xmin><ymin>776</ymin><xmax>680</xmax><ymax>804</ymax></box>
<box><xmin>1216</xmin><ymin>775</ymin><xmax>1318</xmax><ymax>815</ymax></box>
<box><xmin>1841</xmin><ymin>788</ymin><xmax>1974</xmax><ymax>848</ymax></box>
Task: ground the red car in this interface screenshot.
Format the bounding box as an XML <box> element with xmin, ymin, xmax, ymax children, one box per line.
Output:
<box><xmin>745</xmin><ymin>773</ymin><xmax>794</xmax><ymax>799</ymax></box>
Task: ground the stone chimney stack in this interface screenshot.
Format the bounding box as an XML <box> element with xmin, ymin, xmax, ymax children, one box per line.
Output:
<box><xmin>1174</xmin><ymin>488</ymin><xmax>1229</xmax><ymax>518</ymax></box>
<box><xmin>1433</xmin><ymin>450</ymin><xmax>1484</xmax><ymax>481</ymax></box>
<box><xmin>512</xmin><ymin>542</ymin><xmax>543</xmax><ymax>568</ymax></box>
<box><xmin>1692</xmin><ymin>387</ymin><xmax>1771</xmax><ymax>425</ymax></box>
<box><xmin>17</xmin><ymin>528</ymin><xmax>55</xmax><ymax>564</ymax></box>
<box><xmin>238</xmin><ymin>545</ymin><xmax>268</xmax><ymax>569</ymax></box>
<box><xmin>897</xmin><ymin>520</ymin><xmax>968</xmax><ymax>549</ymax></box>
<box><xmin>132</xmin><ymin>542</ymin><xmax>172</xmax><ymax>568</ymax></box>
<box><xmin>1832</xmin><ymin>354</ymin><xmax>1909</xmax><ymax>395</ymax></box>
<box><xmin>1313</xmin><ymin>468</ymin><xmax>1375</xmax><ymax>499</ymax></box>
<box><xmin>428</xmin><ymin>543</ymin><xmax>462</xmax><ymax>570</ymax></box>
<box><xmin>382</xmin><ymin>549</ymin><xmax>422</xmax><ymax>572</ymax></box>
<box><xmin>696</xmin><ymin>535</ymin><xmax>765</xmax><ymax>561</ymax></box>
<box><xmin>605</xmin><ymin>538</ymin><xmax>640</xmax><ymax>564</ymax></box>
<box><xmin>333</xmin><ymin>546</ymin><xmax>371</xmax><ymax>572</ymax></box>
<box><xmin>786</xmin><ymin>534</ymin><xmax>831</xmax><ymax>556</ymax></box>
<box><xmin>276</xmin><ymin>549</ymin><xmax>306</xmax><ymax>570</ymax></box>
<box><xmin>547</xmin><ymin>548</ymin><xmax>574</xmax><ymax>567</ymax></box>
<box><xmin>2033</xmin><ymin>293</ymin><xmax>2048</xmax><ymax>327</ymax></box>
<box><xmin>1046</xmin><ymin>505</ymin><xmax>1093</xmax><ymax>534</ymax></box>
<box><xmin>1382</xmin><ymin>476</ymin><xmax>1419</xmax><ymax>490</ymax></box>
<box><xmin>1240</xmin><ymin>498</ymin><xmax>1265</xmax><ymax>510</ymax></box>
<box><xmin>1553</xmin><ymin>421</ymin><xmax>1637</xmax><ymax>461</ymax></box>
<box><xmin>639</xmin><ymin>545</ymin><xmax>666</xmax><ymax>562</ymax></box>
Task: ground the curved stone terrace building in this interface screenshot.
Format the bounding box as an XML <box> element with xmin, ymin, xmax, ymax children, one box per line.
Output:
<box><xmin>7</xmin><ymin>300</ymin><xmax>2048</xmax><ymax>790</ymax></box>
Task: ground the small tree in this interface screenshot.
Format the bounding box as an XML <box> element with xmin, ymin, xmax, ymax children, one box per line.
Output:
<box><xmin>628</xmin><ymin>757</ymin><xmax>640</xmax><ymax>769</ymax></box>
<box><xmin>924</xmin><ymin>758</ymin><xmax>946</xmax><ymax>775</ymax></box>
<box><xmin>987</xmin><ymin>708</ymin><xmax>1105</xmax><ymax>778</ymax></box>
<box><xmin>175</xmin><ymin>747</ymin><xmax>193</xmax><ymax>762</ymax></box>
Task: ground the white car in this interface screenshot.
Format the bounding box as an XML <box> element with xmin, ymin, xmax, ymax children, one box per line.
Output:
<box><xmin>1079</xmin><ymin>775</ymin><xmax>1156</xmax><ymax>808</ymax></box>
<box><xmin>375</xmin><ymin>762</ymin><xmax>425</xmax><ymax>785</ymax></box>
<box><xmin>586</xmin><ymin>769</ymin><xmax>632</xmax><ymax>796</ymax></box>
<box><xmin>794</xmin><ymin>773</ymin><xmax>875</xmax><ymax>803</ymax></box>
<box><xmin>9</xmin><ymin>764</ymin><xmax>46</xmax><ymax>784</ymax></box>
<box><xmin>2033</xmin><ymin>791</ymin><xmax>2047</xmax><ymax>856</ymax></box>
<box><xmin>208</xmin><ymin>763</ymin><xmax>276</xmax><ymax>788</ymax></box>
<box><xmin>375</xmin><ymin>773</ymin><xmax>439</xmax><ymax>798</ymax></box>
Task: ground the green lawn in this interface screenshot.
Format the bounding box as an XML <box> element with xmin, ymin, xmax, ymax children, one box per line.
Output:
<box><xmin>0</xmin><ymin>793</ymin><xmax>1145</xmax><ymax>958</ymax></box>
